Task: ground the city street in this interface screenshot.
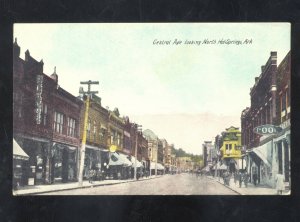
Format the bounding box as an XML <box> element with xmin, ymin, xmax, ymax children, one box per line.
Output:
<box><xmin>38</xmin><ymin>174</ymin><xmax>237</xmax><ymax>195</ymax></box>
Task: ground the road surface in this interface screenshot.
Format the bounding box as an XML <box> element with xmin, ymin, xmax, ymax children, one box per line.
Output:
<box><xmin>39</xmin><ymin>174</ymin><xmax>238</xmax><ymax>195</ymax></box>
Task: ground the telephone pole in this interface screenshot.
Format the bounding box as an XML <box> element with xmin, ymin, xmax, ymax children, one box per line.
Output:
<box><xmin>134</xmin><ymin>124</ymin><xmax>142</xmax><ymax>180</ymax></box>
<box><xmin>78</xmin><ymin>80</ymin><xmax>99</xmax><ymax>187</ymax></box>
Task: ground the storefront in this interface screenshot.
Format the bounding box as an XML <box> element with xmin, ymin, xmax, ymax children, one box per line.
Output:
<box><xmin>15</xmin><ymin>137</ymin><xmax>50</xmax><ymax>185</ymax></box>
<box><xmin>150</xmin><ymin>162</ymin><xmax>164</xmax><ymax>175</ymax></box>
<box><xmin>273</xmin><ymin>129</ymin><xmax>290</xmax><ymax>189</ymax></box>
<box><xmin>13</xmin><ymin>139</ymin><xmax>29</xmax><ymax>189</ymax></box>
<box><xmin>247</xmin><ymin>140</ymin><xmax>273</xmax><ymax>187</ymax></box>
<box><xmin>108</xmin><ymin>152</ymin><xmax>132</xmax><ymax>179</ymax></box>
<box><xmin>128</xmin><ymin>156</ymin><xmax>144</xmax><ymax>178</ymax></box>
<box><xmin>51</xmin><ymin>143</ymin><xmax>78</xmax><ymax>183</ymax></box>
<box><xmin>84</xmin><ymin>145</ymin><xmax>109</xmax><ymax>181</ymax></box>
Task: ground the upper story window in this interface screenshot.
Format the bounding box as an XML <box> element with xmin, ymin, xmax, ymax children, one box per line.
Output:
<box><xmin>281</xmin><ymin>91</ymin><xmax>286</xmax><ymax>112</ymax></box>
<box><xmin>99</xmin><ymin>124</ymin><xmax>105</xmax><ymax>142</ymax></box>
<box><xmin>286</xmin><ymin>89</ymin><xmax>290</xmax><ymax>108</ymax></box>
<box><xmin>93</xmin><ymin>121</ymin><xmax>97</xmax><ymax>142</ymax></box>
<box><xmin>117</xmin><ymin>133</ymin><xmax>120</xmax><ymax>146</ymax></box>
<box><xmin>225</xmin><ymin>144</ymin><xmax>232</xmax><ymax>150</ymax></box>
<box><xmin>42</xmin><ymin>103</ymin><xmax>48</xmax><ymax>126</ymax></box>
<box><xmin>67</xmin><ymin>117</ymin><xmax>76</xmax><ymax>137</ymax></box>
<box><xmin>87</xmin><ymin>119</ymin><xmax>91</xmax><ymax>140</ymax></box>
<box><xmin>53</xmin><ymin>111</ymin><xmax>64</xmax><ymax>134</ymax></box>
<box><xmin>111</xmin><ymin>130</ymin><xmax>116</xmax><ymax>144</ymax></box>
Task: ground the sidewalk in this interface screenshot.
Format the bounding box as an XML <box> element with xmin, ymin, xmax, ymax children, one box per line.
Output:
<box><xmin>207</xmin><ymin>175</ymin><xmax>281</xmax><ymax>195</ymax></box>
<box><xmin>13</xmin><ymin>175</ymin><xmax>161</xmax><ymax>196</ymax></box>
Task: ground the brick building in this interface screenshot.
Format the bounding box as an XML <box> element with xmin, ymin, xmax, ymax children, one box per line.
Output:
<box><xmin>273</xmin><ymin>51</ymin><xmax>291</xmax><ymax>188</ymax></box>
<box><xmin>143</xmin><ymin>129</ymin><xmax>164</xmax><ymax>175</ymax></box>
<box><xmin>241</xmin><ymin>51</ymin><xmax>290</xmax><ymax>188</ymax></box>
<box><xmin>241</xmin><ymin>52</ymin><xmax>278</xmax><ymax>149</ymax></box>
<box><xmin>161</xmin><ymin>139</ymin><xmax>172</xmax><ymax>173</ymax></box>
<box><xmin>157</xmin><ymin>139</ymin><xmax>164</xmax><ymax>164</ymax></box>
<box><xmin>79</xmin><ymin>94</ymin><xmax>109</xmax><ymax>179</ymax></box>
<box><xmin>13</xmin><ymin>40</ymin><xmax>82</xmax><ymax>186</ymax></box>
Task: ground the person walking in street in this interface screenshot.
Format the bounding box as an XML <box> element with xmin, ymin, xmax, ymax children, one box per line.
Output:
<box><xmin>276</xmin><ymin>173</ymin><xmax>285</xmax><ymax>195</ymax></box>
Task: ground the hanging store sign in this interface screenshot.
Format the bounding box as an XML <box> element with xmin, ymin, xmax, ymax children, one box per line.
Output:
<box><xmin>253</xmin><ymin>124</ymin><xmax>282</xmax><ymax>135</ymax></box>
<box><xmin>35</xmin><ymin>74</ymin><xmax>43</xmax><ymax>124</ymax></box>
<box><xmin>109</xmin><ymin>145</ymin><xmax>117</xmax><ymax>152</ymax></box>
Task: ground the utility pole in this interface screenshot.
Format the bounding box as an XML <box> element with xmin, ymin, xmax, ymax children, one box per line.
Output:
<box><xmin>155</xmin><ymin>141</ymin><xmax>158</xmax><ymax>177</ymax></box>
<box><xmin>78</xmin><ymin>80</ymin><xmax>99</xmax><ymax>187</ymax></box>
<box><xmin>134</xmin><ymin>124</ymin><xmax>142</xmax><ymax>180</ymax></box>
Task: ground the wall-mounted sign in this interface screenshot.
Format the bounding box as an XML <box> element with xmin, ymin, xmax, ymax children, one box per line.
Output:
<box><xmin>35</xmin><ymin>74</ymin><xmax>43</xmax><ymax>124</ymax></box>
<box><xmin>253</xmin><ymin>124</ymin><xmax>283</xmax><ymax>135</ymax></box>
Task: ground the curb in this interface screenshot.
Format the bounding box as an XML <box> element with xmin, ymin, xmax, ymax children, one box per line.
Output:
<box><xmin>15</xmin><ymin>176</ymin><xmax>163</xmax><ymax>196</ymax></box>
<box><xmin>206</xmin><ymin>176</ymin><xmax>241</xmax><ymax>195</ymax></box>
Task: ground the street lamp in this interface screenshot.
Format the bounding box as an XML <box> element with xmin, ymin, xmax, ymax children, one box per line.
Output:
<box><xmin>134</xmin><ymin>124</ymin><xmax>142</xmax><ymax>180</ymax></box>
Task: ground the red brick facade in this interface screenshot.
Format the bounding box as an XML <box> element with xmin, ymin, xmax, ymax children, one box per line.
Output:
<box><xmin>13</xmin><ymin>40</ymin><xmax>82</xmax><ymax>185</ymax></box>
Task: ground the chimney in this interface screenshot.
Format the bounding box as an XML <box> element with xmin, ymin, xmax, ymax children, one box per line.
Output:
<box><xmin>270</xmin><ymin>51</ymin><xmax>277</xmax><ymax>65</ymax></box>
<box><xmin>50</xmin><ymin>66</ymin><xmax>58</xmax><ymax>84</ymax></box>
<box><xmin>40</xmin><ymin>59</ymin><xmax>44</xmax><ymax>72</ymax></box>
<box><xmin>25</xmin><ymin>49</ymin><xmax>30</xmax><ymax>61</ymax></box>
<box><xmin>13</xmin><ymin>38</ymin><xmax>20</xmax><ymax>58</ymax></box>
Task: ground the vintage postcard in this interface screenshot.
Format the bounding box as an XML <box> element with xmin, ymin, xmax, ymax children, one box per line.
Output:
<box><xmin>12</xmin><ymin>23</ymin><xmax>290</xmax><ymax>195</ymax></box>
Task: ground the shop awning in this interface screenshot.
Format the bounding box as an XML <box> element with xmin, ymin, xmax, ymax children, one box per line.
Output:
<box><xmin>201</xmin><ymin>166</ymin><xmax>210</xmax><ymax>172</ymax></box>
<box><xmin>129</xmin><ymin>156</ymin><xmax>143</xmax><ymax>168</ymax></box>
<box><xmin>215</xmin><ymin>162</ymin><xmax>227</xmax><ymax>170</ymax></box>
<box><xmin>250</xmin><ymin>142</ymin><xmax>272</xmax><ymax>167</ymax></box>
<box><xmin>13</xmin><ymin>139</ymin><xmax>29</xmax><ymax>160</ymax></box>
<box><xmin>150</xmin><ymin>162</ymin><xmax>164</xmax><ymax>170</ymax></box>
<box><xmin>109</xmin><ymin>152</ymin><xmax>132</xmax><ymax>167</ymax></box>
<box><xmin>86</xmin><ymin>144</ymin><xmax>108</xmax><ymax>152</ymax></box>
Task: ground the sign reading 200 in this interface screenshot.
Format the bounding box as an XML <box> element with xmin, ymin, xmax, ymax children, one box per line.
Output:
<box><xmin>253</xmin><ymin>124</ymin><xmax>283</xmax><ymax>135</ymax></box>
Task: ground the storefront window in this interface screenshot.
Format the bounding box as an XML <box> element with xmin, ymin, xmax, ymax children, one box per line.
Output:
<box><xmin>54</xmin><ymin>148</ymin><xmax>63</xmax><ymax>180</ymax></box>
<box><xmin>68</xmin><ymin>148</ymin><xmax>77</xmax><ymax>181</ymax></box>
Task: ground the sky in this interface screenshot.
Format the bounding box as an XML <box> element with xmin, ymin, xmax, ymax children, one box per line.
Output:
<box><xmin>14</xmin><ymin>23</ymin><xmax>290</xmax><ymax>155</ymax></box>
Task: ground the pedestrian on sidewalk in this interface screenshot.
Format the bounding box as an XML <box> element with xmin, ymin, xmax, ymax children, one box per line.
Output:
<box><xmin>244</xmin><ymin>171</ymin><xmax>249</xmax><ymax>188</ymax></box>
<box><xmin>234</xmin><ymin>172</ymin><xmax>238</xmax><ymax>185</ymax></box>
<box><xmin>253</xmin><ymin>172</ymin><xmax>258</xmax><ymax>186</ymax></box>
<box><xmin>275</xmin><ymin>173</ymin><xmax>285</xmax><ymax>195</ymax></box>
<box><xmin>223</xmin><ymin>171</ymin><xmax>230</xmax><ymax>186</ymax></box>
<box><xmin>68</xmin><ymin>165</ymin><xmax>74</xmax><ymax>181</ymax></box>
<box><xmin>238</xmin><ymin>171</ymin><xmax>242</xmax><ymax>188</ymax></box>
<box><xmin>88</xmin><ymin>168</ymin><xmax>95</xmax><ymax>184</ymax></box>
